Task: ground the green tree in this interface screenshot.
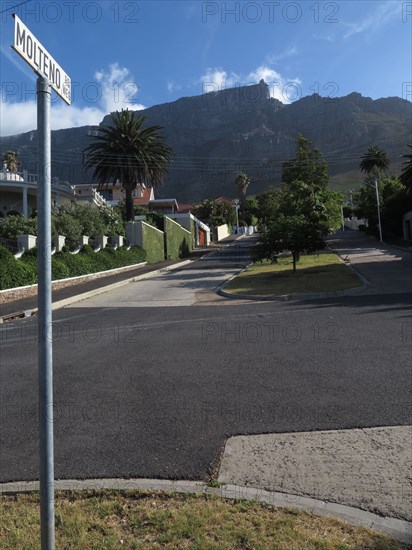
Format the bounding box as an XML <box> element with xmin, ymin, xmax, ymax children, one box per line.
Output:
<box><xmin>0</xmin><ymin>215</ymin><xmax>37</xmax><ymax>239</ymax></box>
<box><xmin>281</xmin><ymin>134</ymin><xmax>328</xmax><ymax>189</ymax></box>
<box><xmin>193</xmin><ymin>200</ymin><xmax>236</xmax><ymax>227</ymax></box>
<box><xmin>354</xmin><ymin>176</ymin><xmax>406</xmax><ymax>237</ymax></box>
<box><xmin>399</xmin><ymin>144</ymin><xmax>412</xmax><ymax>190</ymax></box>
<box><xmin>2</xmin><ymin>150</ymin><xmax>21</xmax><ymax>172</ymax></box>
<box><xmin>359</xmin><ymin>146</ymin><xmax>390</xmax><ymax>175</ymax></box>
<box><xmin>51</xmin><ymin>203</ymin><xmax>125</xmax><ymax>248</ymax></box>
<box><xmin>254</xmin><ymin>137</ymin><xmax>341</xmax><ymax>269</ymax></box>
<box><xmin>242</xmin><ymin>196</ymin><xmax>259</xmax><ymax>226</ymax></box>
<box><xmin>254</xmin><ymin>214</ymin><xmax>325</xmax><ymax>272</ymax></box>
<box><xmin>255</xmin><ymin>187</ymin><xmax>281</xmax><ymax>224</ymax></box>
<box><xmin>83</xmin><ymin>109</ymin><xmax>172</xmax><ymax>221</ymax></box>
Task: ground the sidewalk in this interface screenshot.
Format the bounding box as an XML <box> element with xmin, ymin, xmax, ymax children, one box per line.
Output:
<box><xmin>327</xmin><ymin>230</ymin><xmax>412</xmax><ymax>295</ymax></box>
<box><xmin>0</xmin><ymin>234</ymin><xmax>243</xmax><ymax>320</ymax></box>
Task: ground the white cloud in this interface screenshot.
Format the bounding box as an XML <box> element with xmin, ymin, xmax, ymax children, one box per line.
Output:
<box><xmin>167</xmin><ymin>81</ymin><xmax>182</xmax><ymax>93</ymax></box>
<box><xmin>95</xmin><ymin>62</ymin><xmax>144</xmax><ymax>113</ymax></box>
<box><xmin>199</xmin><ymin>68</ymin><xmax>240</xmax><ymax>93</ymax></box>
<box><xmin>0</xmin><ymin>63</ymin><xmax>145</xmax><ymax>136</ymax></box>
<box><xmin>199</xmin><ymin>65</ymin><xmax>301</xmax><ymax>104</ymax></box>
<box><xmin>343</xmin><ymin>1</ymin><xmax>403</xmax><ymax>39</ymax></box>
<box><xmin>247</xmin><ymin>66</ymin><xmax>301</xmax><ymax>103</ymax></box>
<box><xmin>266</xmin><ymin>46</ymin><xmax>297</xmax><ymax>64</ymax></box>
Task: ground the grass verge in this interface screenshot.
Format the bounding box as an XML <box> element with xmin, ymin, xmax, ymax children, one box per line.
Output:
<box><xmin>224</xmin><ymin>253</ymin><xmax>363</xmax><ymax>296</ymax></box>
<box><xmin>0</xmin><ymin>490</ymin><xmax>409</xmax><ymax>550</ymax></box>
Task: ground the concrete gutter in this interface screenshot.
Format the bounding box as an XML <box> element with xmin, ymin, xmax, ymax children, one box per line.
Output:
<box><xmin>0</xmin><ymin>477</ymin><xmax>410</xmax><ymax>543</ymax></box>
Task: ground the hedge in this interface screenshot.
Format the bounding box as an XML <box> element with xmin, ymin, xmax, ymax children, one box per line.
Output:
<box><xmin>0</xmin><ymin>245</ymin><xmax>146</xmax><ymax>290</ymax></box>
<box><xmin>0</xmin><ymin>247</ymin><xmax>36</xmax><ymax>290</ymax></box>
<box><xmin>140</xmin><ymin>223</ymin><xmax>165</xmax><ymax>264</ymax></box>
<box><xmin>164</xmin><ymin>217</ymin><xmax>193</xmax><ymax>260</ymax></box>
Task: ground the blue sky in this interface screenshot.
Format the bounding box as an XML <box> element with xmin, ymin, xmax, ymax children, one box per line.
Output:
<box><xmin>1</xmin><ymin>0</ymin><xmax>411</xmax><ymax>135</ymax></box>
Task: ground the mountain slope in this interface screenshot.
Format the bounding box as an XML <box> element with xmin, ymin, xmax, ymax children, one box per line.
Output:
<box><xmin>1</xmin><ymin>81</ymin><xmax>411</xmax><ymax>201</ymax></box>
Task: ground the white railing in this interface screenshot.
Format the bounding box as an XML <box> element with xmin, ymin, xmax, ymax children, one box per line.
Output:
<box><xmin>92</xmin><ymin>189</ymin><xmax>110</xmax><ymax>208</ymax></box>
<box><xmin>4</xmin><ymin>170</ymin><xmax>75</xmax><ymax>194</ymax></box>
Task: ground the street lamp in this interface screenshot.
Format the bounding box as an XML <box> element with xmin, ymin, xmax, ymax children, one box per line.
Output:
<box><xmin>348</xmin><ymin>189</ymin><xmax>354</xmax><ymax>209</ymax></box>
<box><xmin>374</xmin><ymin>178</ymin><xmax>383</xmax><ymax>242</ymax></box>
<box><xmin>361</xmin><ymin>179</ymin><xmax>383</xmax><ymax>242</ymax></box>
<box><xmin>234</xmin><ymin>199</ymin><xmax>240</xmax><ymax>234</ymax></box>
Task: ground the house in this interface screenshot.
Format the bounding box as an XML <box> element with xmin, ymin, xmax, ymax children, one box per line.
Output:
<box><xmin>148</xmin><ymin>198</ymin><xmax>179</xmax><ymax>214</ymax></box>
<box><xmin>403</xmin><ymin>211</ymin><xmax>412</xmax><ymax>241</ymax></box>
<box><xmin>0</xmin><ymin>166</ymin><xmax>75</xmax><ymax>218</ymax></box>
<box><xmin>74</xmin><ymin>182</ymin><xmax>154</xmax><ymax>208</ymax></box>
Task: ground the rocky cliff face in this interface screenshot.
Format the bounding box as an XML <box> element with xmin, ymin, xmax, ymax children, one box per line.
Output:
<box><xmin>1</xmin><ymin>81</ymin><xmax>411</xmax><ymax>201</ymax></box>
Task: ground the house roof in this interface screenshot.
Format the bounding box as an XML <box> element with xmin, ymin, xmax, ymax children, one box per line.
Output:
<box><xmin>177</xmin><ymin>203</ymin><xmax>194</xmax><ymax>213</ymax></box>
<box><xmin>149</xmin><ymin>199</ymin><xmax>178</xmax><ymax>207</ymax></box>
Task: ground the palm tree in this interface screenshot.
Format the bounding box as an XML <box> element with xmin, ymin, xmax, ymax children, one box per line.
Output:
<box><xmin>3</xmin><ymin>150</ymin><xmax>21</xmax><ymax>172</ymax></box>
<box><xmin>83</xmin><ymin>109</ymin><xmax>172</xmax><ymax>221</ymax></box>
<box><xmin>399</xmin><ymin>144</ymin><xmax>412</xmax><ymax>190</ymax></box>
<box><xmin>234</xmin><ymin>172</ymin><xmax>250</xmax><ymax>202</ymax></box>
<box><xmin>359</xmin><ymin>146</ymin><xmax>389</xmax><ymax>174</ymax></box>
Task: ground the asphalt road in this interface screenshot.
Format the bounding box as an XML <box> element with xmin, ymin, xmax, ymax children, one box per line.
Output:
<box><xmin>1</xmin><ymin>234</ymin><xmax>411</xmax><ymax>483</ymax></box>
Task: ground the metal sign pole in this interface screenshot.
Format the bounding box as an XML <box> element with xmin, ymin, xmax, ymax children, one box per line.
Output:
<box><xmin>37</xmin><ymin>75</ymin><xmax>55</xmax><ymax>550</ymax></box>
<box><xmin>375</xmin><ymin>178</ymin><xmax>383</xmax><ymax>242</ymax></box>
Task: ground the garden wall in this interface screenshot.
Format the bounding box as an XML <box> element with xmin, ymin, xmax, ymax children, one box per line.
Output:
<box><xmin>164</xmin><ymin>216</ymin><xmax>193</xmax><ymax>259</ymax></box>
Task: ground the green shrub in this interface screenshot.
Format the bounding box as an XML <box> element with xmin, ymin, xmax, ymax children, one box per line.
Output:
<box><xmin>51</xmin><ymin>257</ymin><xmax>70</xmax><ymax>280</ymax></box>
<box><xmin>53</xmin><ymin>251</ymin><xmax>90</xmax><ymax>277</ymax></box>
<box><xmin>0</xmin><ymin>246</ymin><xmax>36</xmax><ymax>290</ymax></box>
<box><xmin>0</xmin><ymin>216</ymin><xmax>37</xmax><ymax>239</ymax></box>
<box><xmin>0</xmin><ymin>244</ymin><xmax>146</xmax><ymax>290</ymax></box>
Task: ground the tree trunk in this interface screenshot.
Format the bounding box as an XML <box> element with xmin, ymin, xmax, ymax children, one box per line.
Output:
<box><xmin>125</xmin><ymin>187</ymin><xmax>134</xmax><ymax>222</ymax></box>
<box><xmin>292</xmin><ymin>251</ymin><xmax>298</xmax><ymax>272</ymax></box>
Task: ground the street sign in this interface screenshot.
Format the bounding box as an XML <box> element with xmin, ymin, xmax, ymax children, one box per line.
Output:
<box><xmin>12</xmin><ymin>14</ymin><xmax>71</xmax><ymax>105</ymax></box>
<box><xmin>11</xmin><ymin>13</ymin><xmax>71</xmax><ymax>550</ymax></box>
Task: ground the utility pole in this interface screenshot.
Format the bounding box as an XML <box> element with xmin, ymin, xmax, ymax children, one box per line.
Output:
<box><xmin>375</xmin><ymin>179</ymin><xmax>383</xmax><ymax>242</ymax></box>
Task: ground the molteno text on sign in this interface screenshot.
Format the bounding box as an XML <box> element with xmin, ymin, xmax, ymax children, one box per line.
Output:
<box><xmin>12</xmin><ymin>14</ymin><xmax>71</xmax><ymax>105</ymax></box>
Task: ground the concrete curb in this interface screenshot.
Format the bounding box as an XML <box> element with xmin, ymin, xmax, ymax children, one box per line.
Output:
<box><xmin>217</xmin><ymin>270</ymin><xmax>368</xmax><ymax>302</ymax></box>
<box><xmin>0</xmin><ymin>478</ymin><xmax>410</xmax><ymax>543</ymax></box>
<box><xmin>217</xmin><ymin>250</ymin><xmax>370</xmax><ymax>302</ymax></box>
<box><xmin>218</xmin><ymin>284</ymin><xmax>369</xmax><ymax>302</ymax></box>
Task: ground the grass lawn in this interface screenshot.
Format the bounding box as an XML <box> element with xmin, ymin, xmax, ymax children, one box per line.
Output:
<box><xmin>0</xmin><ymin>490</ymin><xmax>409</xmax><ymax>549</ymax></box>
<box><xmin>224</xmin><ymin>253</ymin><xmax>363</xmax><ymax>296</ymax></box>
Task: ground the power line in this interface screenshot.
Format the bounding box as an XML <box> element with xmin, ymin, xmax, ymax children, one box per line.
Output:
<box><xmin>0</xmin><ymin>0</ymin><xmax>32</xmax><ymax>15</ymax></box>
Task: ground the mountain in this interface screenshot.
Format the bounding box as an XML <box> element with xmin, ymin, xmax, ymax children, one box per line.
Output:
<box><xmin>1</xmin><ymin>80</ymin><xmax>411</xmax><ymax>201</ymax></box>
